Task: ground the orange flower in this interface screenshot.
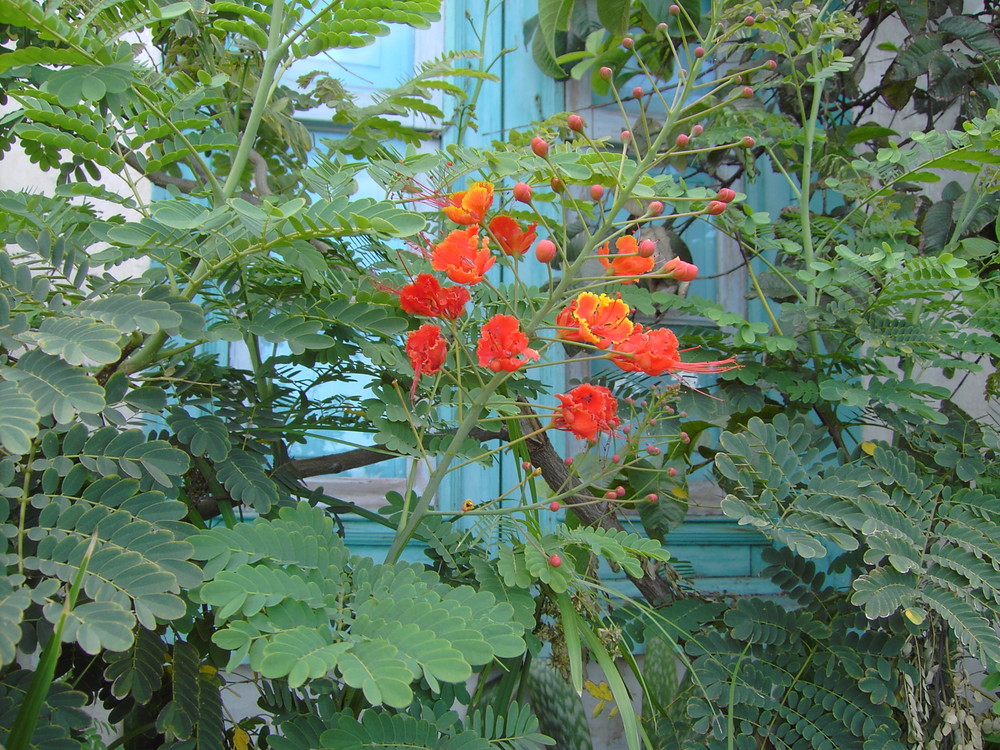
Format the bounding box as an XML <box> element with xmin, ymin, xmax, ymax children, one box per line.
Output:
<box><xmin>610</xmin><ymin>324</ymin><xmax>738</xmax><ymax>377</ymax></box>
<box><xmin>399</xmin><ymin>273</ymin><xmax>470</xmax><ymax>319</ymax></box>
<box><xmin>552</xmin><ymin>384</ymin><xmax>620</xmax><ymax>442</ymax></box>
<box><xmin>406</xmin><ymin>324</ymin><xmax>447</xmax><ymax>399</ymax></box>
<box><xmin>663</xmin><ymin>257</ymin><xmax>698</xmax><ymax>282</ymax></box>
<box><xmin>556</xmin><ymin>292</ymin><xmax>634</xmax><ymax>349</ymax></box>
<box><xmin>431</xmin><ymin>227</ymin><xmax>496</xmax><ymax>285</ymax></box>
<box><xmin>598</xmin><ymin>235</ymin><xmax>655</xmax><ymax>283</ymax></box>
<box><xmin>476</xmin><ymin>314</ymin><xmax>540</xmax><ymax>372</ymax></box>
<box><xmin>462</xmin><ymin>499</ymin><xmax>475</xmax><ymax>512</ymax></box>
<box><xmin>443</xmin><ymin>181</ymin><xmax>494</xmax><ymax>225</ymax></box>
<box><xmin>489</xmin><ymin>215</ymin><xmax>537</xmax><ymax>257</ymax></box>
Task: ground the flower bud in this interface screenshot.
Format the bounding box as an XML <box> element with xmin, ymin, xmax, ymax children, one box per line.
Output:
<box><xmin>599</xmin><ymin>66</ymin><xmax>613</xmax><ymax>80</ymax></box>
<box><xmin>669</xmin><ymin>4</ymin><xmax>680</xmax><ymax>14</ymax></box>
<box><xmin>716</xmin><ymin>187</ymin><xmax>736</xmax><ymax>203</ymax></box>
<box><xmin>675</xmin><ymin>133</ymin><xmax>689</xmax><ymax>148</ymax></box>
<box><xmin>622</xmin><ymin>37</ymin><xmax>634</xmax><ymax>49</ymax></box>
<box><xmin>550</xmin><ymin>176</ymin><xmax>564</xmax><ymax>192</ymax></box>
<box><xmin>648</xmin><ymin>200</ymin><xmax>664</xmax><ymax>216</ymax></box>
<box><xmin>668</xmin><ymin>467</ymin><xmax>677</xmax><ymax>477</ymax></box>
<box><xmin>756</xmin><ymin>13</ymin><xmax>766</xmax><ymax>23</ymax></box>
<box><xmin>549</xmin><ymin>501</ymin><xmax>561</xmax><ymax>512</ymax></box>
<box><xmin>765</xmin><ymin>59</ymin><xmax>777</xmax><ymax>71</ymax></box>
<box><xmin>531</xmin><ymin>137</ymin><xmax>549</xmax><ymax>157</ymax></box>
<box><xmin>563</xmin><ymin>456</ymin><xmax>573</xmax><ymax>466</ymax></box>
<box><xmin>657</xmin><ymin>22</ymin><xmax>668</xmax><ymax>31</ymax></box>
<box><xmin>621</xmin><ymin>130</ymin><xmax>631</xmax><ymax>141</ymax></box>
<box><xmin>741</xmin><ymin>135</ymin><xmax>756</xmax><ymax>148</ymax></box>
<box><xmin>741</xmin><ymin>86</ymin><xmax>753</xmax><ymax>98</ymax></box>
<box><xmin>744</xmin><ymin>14</ymin><xmax>755</xmax><ymax>25</ymax></box>
<box><xmin>647</xmin><ymin>493</ymin><xmax>658</xmax><ymax>502</ymax></box>
<box><xmin>694</xmin><ymin>46</ymin><xmax>705</xmax><ymax>58</ymax></box>
<box><xmin>605</xmin><ymin>490</ymin><xmax>617</xmax><ymax>499</ymax></box>
<box><xmin>632</xmin><ymin>86</ymin><xmax>644</xmax><ymax>99</ymax></box>
<box><xmin>567</xmin><ymin>113</ymin><xmax>585</xmax><ymax>131</ymax></box>
<box><xmin>611</xmin><ymin>454</ymin><xmax>620</xmax><ymax>463</ymax></box>
<box><xmin>638</xmin><ymin>239</ymin><xmax>656</xmax><ymax>257</ymax></box>
<box><xmin>548</xmin><ymin>554</ymin><xmax>562</xmax><ymax>567</ymax></box>
<box><xmin>590</xmin><ymin>184</ymin><xmax>605</xmax><ymax>200</ymax></box>
<box><xmin>691</xmin><ymin>124</ymin><xmax>704</xmax><ymax>137</ymax></box>
<box><xmin>681</xmin><ymin>431</ymin><xmax>690</xmax><ymax>443</ymax></box>
<box><xmin>616</xmin><ymin>486</ymin><xmax>626</xmax><ymax>497</ymax></box>
<box><xmin>522</xmin><ymin>461</ymin><xmax>532</xmax><ymax>470</ymax></box>
<box><xmin>513</xmin><ymin>182</ymin><xmax>533</xmax><ymax>203</ymax></box>
<box><xmin>535</xmin><ymin>239</ymin><xmax>557</xmax><ymax>263</ymax></box>
<box><xmin>706</xmin><ymin>200</ymin><xmax>727</xmax><ymax>215</ymax></box>
<box><xmin>664</xmin><ymin>256</ymin><xmax>698</xmax><ymax>281</ymax></box>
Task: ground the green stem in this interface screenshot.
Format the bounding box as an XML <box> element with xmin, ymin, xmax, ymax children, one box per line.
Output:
<box><xmin>384</xmin><ymin>371</ymin><xmax>507</xmax><ymax>563</ymax></box>
<box><xmin>799</xmin><ymin>52</ymin><xmax>826</xmax><ymax>363</ymax></box>
<box><xmin>221</xmin><ymin>0</ymin><xmax>286</xmax><ymax>200</ymax></box>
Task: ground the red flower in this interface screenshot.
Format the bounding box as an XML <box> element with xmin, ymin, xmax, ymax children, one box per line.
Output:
<box><xmin>432</xmin><ymin>227</ymin><xmax>495</xmax><ymax>285</ymax></box>
<box><xmin>442</xmin><ymin>181</ymin><xmax>494</xmax><ymax>225</ymax></box>
<box><xmin>663</xmin><ymin>257</ymin><xmax>698</xmax><ymax>282</ymax></box>
<box><xmin>556</xmin><ymin>293</ymin><xmax>634</xmax><ymax>349</ymax></box>
<box><xmin>610</xmin><ymin>324</ymin><xmax>738</xmax><ymax>377</ymax></box>
<box><xmin>489</xmin><ymin>215</ymin><xmax>537</xmax><ymax>258</ymax></box>
<box><xmin>552</xmin><ymin>384</ymin><xmax>620</xmax><ymax>442</ymax></box>
<box><xmin>399</xmin><ymin>273</ymin><xmax>470</xmax><ymax>319</ymax></box>
<box><xmin>476</xmin><ymin>314</ymin><xmax>540</xmax><ymax>372</ymax></box>
<box><xmin>406</xmin><ymin>324</ymin><xmax>447</xmax><ymax>398</ymax></box>
<box><xmin>598</xmin><ymin>235</ymin><xmax>655</xmax><ymax>283</ymax></box>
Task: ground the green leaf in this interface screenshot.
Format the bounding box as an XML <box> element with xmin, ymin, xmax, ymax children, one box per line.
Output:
<box><xmin>216</xmin><ymin>449</ymin><xmax>278</xmax><ymax>512</ymax></box>
<box><xmin>596</xmin><ymin>0</ymin><xmax>630</xmax><ymax>36</ymax></box>
<box><xmin>337</xmin><ymin>639</ymin><xmax>415</xmax><ymax>708</ymax></box>
<box><xmin>71</xmin><ymin>296</ymin><xmax>184</xmax><ymax>334</ymax></box>
<box><xmin>4</xmin><ymin>350</ymin><xmax>106</xmax><ymax>422</ymax></box>
<box><xmin>21</xmin><ymin>317</ymin><xmax>122</xmax><ymax>365</ymax></box>
<box><xmin>48</xmin><ymin>600</ymin><xmax>136</xmax><ymax>654</ymax></box>
<box><xmin>538</xmin><ymin>0</ymin><xmax>575</xmax><ymax>57</ymax></box>
<box><xmin>168</xmin><ymin>413</ymin><xmax>232</xmax><ymax>462</ymax></box>
<box><xmin>0</xmin><ymin>580</ymin><xmax>32</xmax><ymax>668</ymax></box>
<box><xmin>0</xmin><ymin>381</ymin><xmax>40</xmax><ymax>455</ymax></box>
<box><xmin>851</xmin><ymin>568</ymin><xmax>918</xmax><ymax>618</ymax></box>
<box><xmin>103</xmin><ymin>627</ymin><xmax>166</xmax><ymax>702</ymax></box>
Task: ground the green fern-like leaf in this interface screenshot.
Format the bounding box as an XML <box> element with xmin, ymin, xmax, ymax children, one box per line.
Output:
<box><xmin>556</xmin><ymin>524</ymin><xmax>669</xmax><ymax>577</ymax></box>
<box><xmin>3</xmin><ymin>350</ymin><xmax>106</xmax><ymax>421</ymax></box>
<box><xmin>466</xmin><ymin>701</ymin><xmax>554</xmax><ymax>749</ymax></box>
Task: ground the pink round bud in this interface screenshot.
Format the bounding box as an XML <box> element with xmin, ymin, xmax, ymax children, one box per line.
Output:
<box><xmin>716</xmin><ymin>188</ymin><xmax>736</xmax><ymax>203</ymax></box>
<box><xmin>648</xmin><ymin>201</ymin><xmax>664</xmax><ymax>216</ymax></box>
<box><xmin>681</xmin><ymin>431</ymin><xmax>690</xmax><ymax>443</ymax></box>
<box><xmin>535</xmin><ymin>239</ymin><xmax>557</xmax><ymax>263</ymax></box>
<box><xmin>647</xmin><ymin>493</ymin><xmax>658</xmax><ymax>503</ymax></box>
<box><xmin>605</xmin><ymin>490</ymin><xmax>618</xmax><ymax>500</ymax></box>
<box><xmin>669</xmin><ymin>4</ymin><xmax>680</xmax><ymax>14</ymax></box>
<box><xmin>563</xmin><ymin>456</ymin><xmax>574</xmax><ymax>466</ymax></box>
<box><xmin>621</xmin><ymin>130</ymin><xmax>631</xmax><ymax>141</ymax></box>
<box><xmin>550</xmin><ymin>176</ymin><xmax>564</xmax><ymax>192</ymax></box>
<box><xmin>638</xmin><ymin>239</ymin><xmax>656</xmax><ymax>257</ymax></box>
<box><xmin>744</xmin><ymin>14</ymin><xmax>755</xmax><ymax>25</ymax></box>
<box><xmin>567</xmin><ymin>114</ymin><xmax>585</xmax><ymax>131</ymax></box>
<box><xmin>667</xmin><ymin>467</ymin><xmax>677</xmax><ymax>477</ymax></box>
<box><xmin>694</xmin><ymin>46</ymin><xmax>705</xmax><ymax>58</ymax></box>
<box><xmin>732</xmin><ymin>74</ymin><xmax>743</xmax><ymax>85</ymax></box>
<box><xmin>691</xmin><ymin>124</ymin><xmax>704</xmax><ymax>137</ymax></box>
<box><xmin>622</xmin><ymin>37</ymin><xmax>634</xmax><ymax>49</ymax></box>
<box><xmin>522</xmin><ymin>461</ymin><xmax>532</xmax><ymax>470</ymax></box>
<box><xmin>513</xmin><ymin>182</ymin><xmax>533</xmax><ymax>203</ymax></box>
<box><xmin>646</xmin><ymin>445</ymin><xmax>658</xmax><ymax>455</ymax></box>
<box><xmin>622</xmin><ymin>425</ymin><xmax>631</xmax><ymax>434</ymax></box>
<box><xmin>657</xmin><ymin>22</ymin><xmax>668</xmax><ymax>31</ymax></box>
<box><xmin>611</xmin><ymin>454</ymin><xmax>621</xmax><ymax>463</ymax></box>
<box><xmin>706</xmin><ymin>200</ymin><xmax>727</xmax><ymax>215</ymax></box>
<box><xmin>741</xmin><ymin>135</ymin><xmax>756</xmax><ymax>148</ymax></box>
<box><xmin>632</xmin><ymin>86</ymin><xmax>644</xmax><ymax>99</ymax></box>
<box><xmin>531</xmin><ymin>137</ymin><xmax>549</xmax><ymax>158</ymax></box>
<box><xmin>616</xmin><ymin>486</ymin><xmax>626</xmax><ymax>497</ymax></box>
<box><xmin>549</xmin><ymin>554</ymin><xmax>562</xmax><ymax>567</ymax></box>
<box><xmin>590</xmin><ymin>184</ymin><xmax>605</xmax><ymax>200</ymax></box>
<box><xmin>741</xmin><ymin>86</ymin><xmax>754</xmax><ymax>98</ymax></box>
<box><xmin>549</xmin><ymin>501</ymin><xmax>561</xmax><ymax>512</ymax></box>
<box><xmin>599</xmin><ymin>66</ymin><xmax>613</xmax><ymax>80</ymax></box>
<box><xmin>765</xmin><ymin>59</ymin><xmax>777</xmax><ymax>71</ymax></box>
<box><xmin>675</xmin><ymin>133</ymin><xmax>689</xmax><ymax>148</ymax></box>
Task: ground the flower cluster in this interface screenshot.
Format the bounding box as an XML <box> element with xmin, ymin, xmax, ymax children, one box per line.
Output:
<box><xmin>395</xmin><ymin>177</ymin><xmax>736</xmax><ymax>444</ymax></box>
